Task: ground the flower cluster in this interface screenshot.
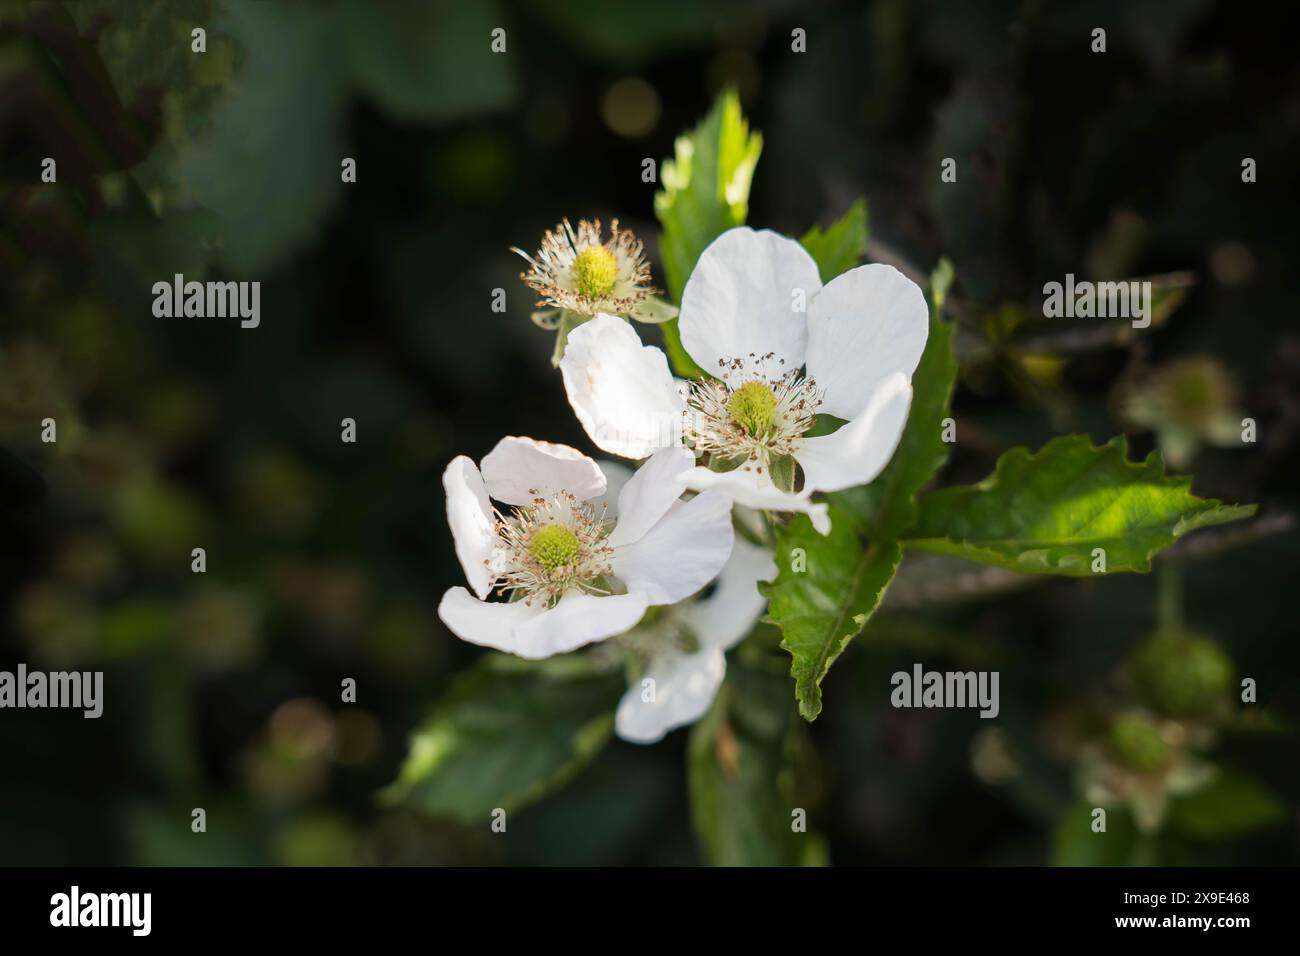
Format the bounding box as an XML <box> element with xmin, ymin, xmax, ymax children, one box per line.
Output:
<box><xmin>438</xmin><ymin>221</ymin><xmax>927</xmax><ymax>743</ymax></box>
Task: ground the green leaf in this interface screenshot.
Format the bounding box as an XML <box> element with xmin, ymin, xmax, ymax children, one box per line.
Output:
<box><xmin>837</xmin><ymin>259</ymin><xmax>957</xmax><ymax>539</ymax></box>
<box><xmin>1050</xmin><ymin>803</ymin><xmax>1153</xmax><ymax>866</ymax></box>
<box><xmin>385</xmin><ymin>653</ymin><xmax>623</xmax><ymax>822</ymax></box>
<box><xmin>627</xmin><ymin>296</ymin><xmax>679</xmax><ymax>324</ymax></box>
<box><xmin>760</xmin><ymin>508</ymin><xmax>903</xmax><ymax>721</ymax></box>
<box><xmin>799</xmin><ymin>198</ymin><xmax>868</xmax><ymax>282</ymax></box>
<box><xmin>529</xmin><ymin>308</ymin><xmax>561</xmax><ymax>330</ymax></box>
<box><xmin>1167</xmin><ymin>771</ymin><xmax>1285</xmax><ymax>840</ymax></box>
<box><xmin>687</xmin><ymin>662</ymin><xmax>824</xmax><ymax>866</ymax></box>
<box><xmin>534</xmin><ymin>0</ymin><xmax>727</xmax><ymax>68</ymax></box>
<box><xmin>177</xmin><ymin>0</ymin><xmax>347</xmax><ymax>275</ymax></box>
<box><xmin>758</xmin><ymin>263</ymin><xmax>954</xmax><ymax>720</ymax></box>
<box><xmin>504</xmin><ymin>747</ymin><xmax>678</xmax><ymax>866</ymax></box>
<box><xmin>707</xmin><ymin>450</ymin><xmax>749</xmax><ymax>474</ymax></box>
<box><xmin>654</xmin><ymin>89</ymin><xmax>762</xmax><ymax>378</ymax></box>
<box><xmin>903</xmin><ymin>435</ymin><xmax>1256</xmax><ymax>576</ymax></box>
<box><xmin>768</xmin><ymin>453</ymin><xmax>797</xmax><ymax>493</ymax></box>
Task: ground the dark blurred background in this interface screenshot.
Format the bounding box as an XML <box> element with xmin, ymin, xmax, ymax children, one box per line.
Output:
<box><xmin>1</xmin><ymin>0</ymin><xmax>1297</xmax><ymax>865</ymax></box>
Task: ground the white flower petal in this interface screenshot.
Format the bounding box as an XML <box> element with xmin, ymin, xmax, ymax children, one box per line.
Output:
<box><xmin>804</xmin><ymin>263</ymin><xmax>929</xmax><ymax>420</ymax></box>
<box><xmin>679</xmin><ymin>228</ymin><xmax>821</xmax><ymax>374</ymax></box>
<box><xmin>511</xmin><ymin>590</ymin><xmax>650</xmax><ymax>657</ymax></box>
<box><xmin>592</xmin><ymin>460</ymin><xmax>634</xmax><ymax>519</ymax></box>
<box><xmin>680</xmin><ymin>466</ymin><xmax>831</xmax><ymax>535</ymax></box>
<box><xmin>607</xmin><ymin>446</ymin><xmax>694</xmax><ymax>548</ymax></box>
<box><xmin>479</xmin><ymin>436</ymin><xmax>606</xmax><ymax>505</ymax></box>
<box><xmin>615</xmin><ymin>647</ymin><xmax>726</xmax><ymax>744</ymax></box>
<box><xmin>443</xmin><ymin>456</ymin><xmax>498</xmax><ymax>599</ymax></box>
<box><xmin>560</xmin><ymin>313</ymin><xmax>685</xmax><ymax>459</ymax></box>
<box><xmin>437</xmin><ymin>586</ymin><xmax>546</xmax><ymax>655</ymax></box>
<box><xmin>683</xmin><ymin>536</ymin><xmax>775</xmax><ymax>651</ymax></box>
<box><xmin>797</xmin><ymin>372</ymin><xmax>912</xmax><ymax>493</ymax></box>
<box><xmin>613</xmin><ymin>490</ymin><xmax>734</xmax><ymax>605</ymax></box>
<box><xmin>438</xmin><ymin>587</ymin><xmax>649</xmax><ymax>659</ymax></box>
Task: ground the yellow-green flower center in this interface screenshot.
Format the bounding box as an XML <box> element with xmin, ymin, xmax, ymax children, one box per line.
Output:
<box><xmin>572</xmin><ymin>246</ymin><xmax>619</xmax><ymax>300</ymax></box>
<box><xmin>529</xmin><ymin>522</ymin><xmax>581</xmax><ymax>571</ymax></box>
<box><xmin>727</xmin><ymin>381</ymin><xmax>778</xmax><ymax>436</ymax></box>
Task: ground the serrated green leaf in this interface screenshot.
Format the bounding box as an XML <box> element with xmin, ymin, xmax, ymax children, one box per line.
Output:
<box><xmin>1167</xmin><ymin>771</ymin><xmax>1285</xmax><ymax>840</ymax></box>
<box><xmin>836</xmin><ymin>259</ymin><xmax>957</xmax><ymax>539</ymax></box>
<box><xmin>760</xmin><ymin>508</ymin><xmax>903</xmax><ymax>721</ymax></box>
<box><xmin>799</xmin><ymin>198</ymin><xmax>867</xmax><ymax>282</ymax></box>
<box><xmin>653</xmin><ymin>89</ymin><xmax>761</xmax><ymax>378</ymax></box>
<box><xmin>758</xmin><ymin>263</ymin><xmax>954</xmax><ymax>720</ymax></box>
<box><xmin>904</xmin><ymin>435</ymin><xmax>1257</xmax><ymax>575</ymax></box>
<box><xmin>385</xmin><ymin>653</ymin><xmax>622</xmax><ymax>822</ymax></box>
<box><xmin>687</xmin><ymin>662</ymin><xmax>824</xmax><ymax>866</ymax></box>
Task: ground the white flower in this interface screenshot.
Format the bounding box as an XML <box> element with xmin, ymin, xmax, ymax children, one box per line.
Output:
<box><xmin>439</xmin><ymin>436</ymin><xmax>734</xmax><ymax>660</ymax></box>
<box><xmin>586</xmin><ymin>461</ymin><xmax>773</xmax><ymax>744</ymax></box>
<box><xmin>560</xmin><ymin>227</ymin><xmax>930</xmax><ymax>534</ymax></box>
<box><xmin>512</xmin><ymin>218</ymin><xmax>657</xmax><ymax>319</ymax></box>
<box><xmin>613</xmin><ymin>533</ymin><xmax>774</xmax><ymax>744</ymax></box>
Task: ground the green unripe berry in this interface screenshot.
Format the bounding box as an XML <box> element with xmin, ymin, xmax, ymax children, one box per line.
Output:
<box><xmin>529</xmin><ymin>523</ymin><xmax>581</xmax><ymax>571</ymax></box>
<box><xmin>1129</xmin><ymin>629</ymin><xmax>1233</xmax><ymax>719</ymax></box>
<box><xmin>727</xmin><ymin>381</ymin><xmax>778</xmax><ymax>436</ymax></box>
<box><xmin>572</xmin><ymin>246</ymin><xmax>619</xmax><ymax>300</ymax></box>
<box><xmin>1109</xmin><ymin>714</ymin><xmax>1169</xmax><ymax>773</ymax></box>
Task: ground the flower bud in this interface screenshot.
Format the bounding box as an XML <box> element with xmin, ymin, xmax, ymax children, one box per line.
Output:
<box><xmin>1129</xmin><ymin>629</ymin><xmax>1233</xmax><ymax>719</ymax></box>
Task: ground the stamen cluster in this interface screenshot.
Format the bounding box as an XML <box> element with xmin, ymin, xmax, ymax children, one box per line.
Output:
<box><xmin>683</xmin><ymin>352</ymin><xmax>822</xmax><ymax>473</ymax></box>
<box><xmin>492</xmin><ymin>490</ymin><xmax>615</xmax><ymax>607</ymax></box>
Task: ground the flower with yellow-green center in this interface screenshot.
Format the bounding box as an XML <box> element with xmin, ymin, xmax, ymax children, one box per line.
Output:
<box><xmin>440</xmin><ymin>436</ymin><xmax>734</xmax><ymax>659</ymax></box>
<box><xmin>512</xmin><ymin>218</ymin><xmax>672</xmax><ymax>321</ymax></box>
<box><xmin>513</xmin><ymin>218</ymin><xmax>676</xmax><ymax>366</ymax></box>
<box><xmin>584</xmin><ymin>462</ymin><xmax>775</xmax><ymax>745</ymax></box>
<box><xmin>560</xmin><ymin>226</ymin><xmax>931</xmax><ymax>534</ymax></box>
<box><xmin>1079</xmin><ymin>710</ymin><xmax>1217</xmax><ymax>832</ymax></box>
<box><xmin>1121</xmin><ymin>356</ymin><xmax>1244</xmax><ymax>469</ymax></box>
